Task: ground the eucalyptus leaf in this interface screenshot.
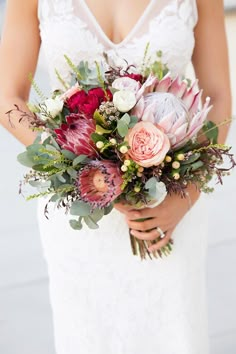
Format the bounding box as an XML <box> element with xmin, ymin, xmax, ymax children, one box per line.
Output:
<box><xmin>84</xmin><ymin>215</ymin><xmax>99</xmax><ymax>229</ymax></box>
<box><xmin>69</xmin><ymin>218</ymin><xmax>83</xmax><ymax>230</ymax></box>
<box><xmin>70</xmin><ymin>200</ymin><xmax>92</xmax><ymax>216</ymax></box>
<box><xmin>120</xmin><ymin>113</ymin><xmax>131</xmax><ymax>125</ymax></box>
<box><xmin>73</xmin><ymin>154</ymin><xmax>88</xmax><ymax>166</ymax></box>
<box><xmin>104</xmin><ymin>204</ymin><xmax>114</xmax><ymax>215</ymax></box>
<box><xmin>181</xmin><ymin>153</ymin><xmax>201</xmax><ymax>165</ymax></box>
<box><xmin>129</xmin><ymin>115</ymin><xmax>139</xmax><ymax>128</ymax></box>
<box><xmin>145</xmin><ymin>177</ymin><xmax>158</xmax><ymax>190</ymax></box>
<box><xmin>117</xmin><ymin>120</ymin><xmax>128</xmax><ymax>137</ymax></box>
<box><xmin>56</xmin><ymin>174</ymin><xmax>67</xmax><ymax>183</ymax></box>
<box><xmin>62</xmin><ymin>149</ymin><xmax>77</xmax><ymax>160</ymax></box>
<box><xmin>91</xmin><ymin>208</ymin><xmax>104</xmax><ymax>223</ymax></box>
<box><xmin>17</xmin><ymin>152</ymin><xmax>35</xmax><ymax>167</ymax></box>
<box><xmin>67</xmin><ymin>167</ymin><xmax>78</xmax><ymax>179</ymax></box>
<box><xmin>49</xmin><ymin>194</ymin><xmax>61</xmax><ymax>203</ymax></box>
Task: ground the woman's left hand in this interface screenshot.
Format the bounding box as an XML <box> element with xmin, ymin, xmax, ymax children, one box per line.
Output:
<box><xmin>114</xmin><ymin>184</ymin><xmax>200</xmax><ymax>252</ymax></box>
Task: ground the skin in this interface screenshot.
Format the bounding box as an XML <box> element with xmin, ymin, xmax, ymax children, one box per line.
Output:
<box><xmin>0</xmin><ymin>0</ymin><xmax>232</xmax><ymax>252</ymax></box>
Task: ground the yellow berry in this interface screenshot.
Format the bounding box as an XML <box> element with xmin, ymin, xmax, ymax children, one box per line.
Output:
<box><xmin>121</xmin><ymin>165</ymin><xmax>128</xmax><ymax>172</ymax></box>
<box><xmin>165</xmin><ymin>156</ymin><xmax>172</xmax><ymax>163</ymax></box>
<box><xmin>173</xmin><ymin>172</ymin><xmax>180</xmax><ymax>180</ymax></box>
<box><xmin>110</xmin><ymin>138</ymin><xmax>117</xmax><ymax>145</ymax></box>
<box><xmin>120</xmin><ymin>146</ymin><xmax>128</xmax><ymax>154</ymax></box>
<box><xmin>138</xmin><ymin>166</ymin><xmax>144</xmax><ymax>172</ymax></box>
<box><xmin>137</xmin><ymin>172</ymin><xmax>143</xmax><ymax>177</ymax></box>
<box><xmin>177</xmin><ymin>153</ymin><xmax>185</xmax><ymax>161</ymax></box>
<box><xmin>134</xmin><ymin>186</ymin><xmax>141</xmax><ymax>193</ymax></box>
<box><xmin>172</xmin><ymin>161</ymin><xmax>180</xmax><ymax>169</ymax></box>
<box><xmin>124</xmin><ymin>159</ymin><xmax>131</xmax><ymax>166</ymax></box>
<box><xmin>96</xmin><ymin>141</ymin><xmax>104</xmax><ymax>149</ymax></box>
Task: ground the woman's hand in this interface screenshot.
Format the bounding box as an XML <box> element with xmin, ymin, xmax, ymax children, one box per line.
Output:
<box><xmin>114</xmin><ymin>184</ymin><xmax>200</xmax><ymax>252</ymax></box>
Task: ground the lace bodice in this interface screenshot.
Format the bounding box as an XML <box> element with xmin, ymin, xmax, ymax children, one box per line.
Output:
<box><xmin>38</xmin><ymin>0</ymin><xmax>198</xmax><ymax>90</ymax></box>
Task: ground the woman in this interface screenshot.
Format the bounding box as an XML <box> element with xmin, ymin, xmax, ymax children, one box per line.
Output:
<box><xmin>0</xmin><ymin>1</ymin><xmax>232</xmax><ymax>353</ymax></box>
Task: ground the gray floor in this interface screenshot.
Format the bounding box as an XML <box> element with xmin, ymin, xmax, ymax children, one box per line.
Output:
<box><xmin>0</xmin><ymin>2</ymin><xmax>236</xmax><ymax>354</ymax></box>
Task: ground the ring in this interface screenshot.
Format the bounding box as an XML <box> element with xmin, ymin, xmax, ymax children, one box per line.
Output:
<box><xmin>156</xmin><ymin>226</ymin><xmax>166</xmax><ymax>239</ymax></box>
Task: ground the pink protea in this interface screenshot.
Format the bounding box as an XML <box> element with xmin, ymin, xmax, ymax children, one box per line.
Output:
<box><xmin>133</xmin><ymin>74</ymin><xmax>212</xmax><ymax>149</ymax></box>
<box><xmin>54</xmin><ymin>114</ymin><xmax>97</xmax><ymax>157</ymax></box>
<box><xmin>76</xmin><ymin>160</ymin><xmax>123</xmax><ymax>208</ymax></box>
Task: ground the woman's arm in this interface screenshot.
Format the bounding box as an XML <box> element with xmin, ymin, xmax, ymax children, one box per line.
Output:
<box><xmin>192</xmin><ymin>0</ymin><xmax>232</xmax><ymax>144</ymax></box>
<box><xmin>0</xmin><ymin>0</ymin><xmax>41</xmax><ymax>146</ymax></box>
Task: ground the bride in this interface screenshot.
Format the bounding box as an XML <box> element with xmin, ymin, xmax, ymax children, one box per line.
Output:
<box><xmin>0</xmin><ymin>1</ymin><xmax>232</xmax><ymax>353</ymax></box>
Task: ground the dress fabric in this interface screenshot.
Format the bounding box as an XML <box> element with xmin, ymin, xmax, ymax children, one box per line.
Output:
<box><xmin>37</xmin><ymin>1</ymin><xmax>210</xmax><ymax>353</ymax></box>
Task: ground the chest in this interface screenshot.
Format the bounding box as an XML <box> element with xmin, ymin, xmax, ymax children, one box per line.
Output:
<box><xmin>83</xmin><ymin>0</ymin><xmax>151</xmax><ymax>45</ymax></box>
<box><xmin>38</xmin><ymin>0</ymin><xmax>198</xmax><ymax>88</ymax></box>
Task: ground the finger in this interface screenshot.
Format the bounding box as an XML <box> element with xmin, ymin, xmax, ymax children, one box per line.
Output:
<box><xmin>126</xmin><ymin>216</ymin><xmax>168</xmax><ymax>232</ymax></box>
<box><xmin>130</xmin><ymin>227</ymin><xmax>167</xmax><ymax>241</ymax></box>
<box><xmin>114</xmin><ymin>202</ymin><xmax>135</xmax><ymax>214</ymax></box>
<box><xmin>147</xmin><ymin>229</ymin><xmax>174</xmax><ymax>252</ymax></box>
<box><xmin>127</xmin><ymin>205</ymin><xmax>166</xmax><ymax>220</ymax></box>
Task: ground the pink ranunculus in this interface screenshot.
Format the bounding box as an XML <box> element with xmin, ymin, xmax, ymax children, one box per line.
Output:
<box><xmin>54</xmin><ymin>114</ymin><xmax>97</xmax><ymax>158</ymax></box>
<box><xmin>61</xmin><ymin>83</ymin><xmax>81</xmax><ymax>101</ymax></box>
<box><xmin>76</xmin><ymin>160</ymin><xmax>123</xmax><ymax>208</ymax></box>
<box><xmin>126</xmin><ymin>121</ymin><xmax>170</xmax><ymax>168</ymax></box>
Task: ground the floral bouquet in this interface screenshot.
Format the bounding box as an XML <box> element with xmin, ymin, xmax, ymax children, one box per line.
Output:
<box><xmin>9</xmin><ymin>52</ymin><xmax>235</xmax><ymax>260</ymax></box>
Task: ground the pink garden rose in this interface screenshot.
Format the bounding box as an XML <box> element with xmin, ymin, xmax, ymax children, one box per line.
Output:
<box><xmin>112</xmin><ymin>77</ymin><xmax>141</xmax><ymax>93</ymax></box>
<box><xmin>126</xmin><ymin>121</ymin><xmax>170</xmax><ymax>168</ymax></box>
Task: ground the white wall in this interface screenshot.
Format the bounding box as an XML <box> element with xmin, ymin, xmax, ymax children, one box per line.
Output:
<box><xmin>0</xmin><ymin>2</ymin><xmax>236</xmax><ymax>354</ymax></box>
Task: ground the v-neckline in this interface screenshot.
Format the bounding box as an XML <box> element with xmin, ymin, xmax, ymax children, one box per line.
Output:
<box><xmin>81</xmin><ymin>0</ymin><xmax>154</xmax><ymax>48</ymax></box>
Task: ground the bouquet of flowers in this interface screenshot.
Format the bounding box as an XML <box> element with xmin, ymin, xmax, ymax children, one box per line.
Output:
<box><xmin>9</xmin><ymin>52</ymin><xmax>235</xmax><ymax>260</ymax></box>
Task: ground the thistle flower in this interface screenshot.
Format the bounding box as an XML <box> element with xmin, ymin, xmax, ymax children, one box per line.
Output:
<box><xmin>76</xmin><ymin>160</ymin><xmax>123</xmax><ymax>208</ymax></box>
<box><xmin>54</xmin><ymin>114</ymin><xmax>97</xmax><ymax>157</ymax></box>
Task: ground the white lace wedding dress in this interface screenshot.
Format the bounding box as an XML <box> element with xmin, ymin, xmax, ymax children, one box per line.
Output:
<box><xmin>37</xmin><ymin>1</ymin><xmax>209</xmax><ymax>353</ymax></box>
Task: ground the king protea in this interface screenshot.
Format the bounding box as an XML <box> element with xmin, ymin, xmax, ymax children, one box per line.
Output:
<box><xmin>54</xmin><ymin>114</ymin><xmax>97</xmax><ymax>157</ymax></box>
<box><xmin>76</xmin><ymin>160</ymin><xmax>123</xmax><ymax>208</ymax></box>
<box><xmin>133</xmin><ymin>74</ymin><xmax>212</xmax><ymax>149</ymax></box>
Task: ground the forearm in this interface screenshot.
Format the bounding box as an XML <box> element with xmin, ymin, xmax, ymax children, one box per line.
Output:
<box><xmin>0</xmin><ymin>96</ymin><xmax>37</xmax><ymax>146</ymax></box>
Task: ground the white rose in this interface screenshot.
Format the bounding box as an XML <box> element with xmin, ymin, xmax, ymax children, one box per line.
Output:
<box><xmin>40</xmin><ymin>131</ymin><xmax>51</xmax><ymax>143</ymax></box>
<box><xmin>112</xmin><ymin>77</ymin><xmax>141</xmax><ymax>93</ymax></box>
<box><xmin>44</xmin><ymin>97</ymin><xmax>64</xmax><ymax>118</ymax></box>
<box><xmin>113</xmin><ymin>90</ymin><xmax>137</xmax><ymax>113</ymax></box>
<box><xmin>146</xmin><ymin>181</ymin><xmax>167</xmax><ymax>208</ymax></box>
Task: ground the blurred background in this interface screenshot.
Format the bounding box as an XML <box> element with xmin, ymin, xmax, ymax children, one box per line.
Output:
<box><xmin>0</xmin><ymin>1</ymin><xmax>236</xmax><ymax>354</ymax></box>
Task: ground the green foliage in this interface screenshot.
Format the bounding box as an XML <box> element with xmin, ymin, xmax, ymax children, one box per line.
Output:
<box><xmin>145</xmin><ymin>177</ymin><xmax>158</xmax><ymax>198</ymax></box>
<box><xmin>69</xmin><ymin>217</ymin><xmax>83</xmax><ymax>230</ymax></box>
<box><xmin>202</xmin><ymin>120</ymin><xmax>219</xmax><ymax>144</ymax></box>
<box><xmin>70</xmin><ymin>200</ymin><xmax>92</xmax><ymax>217</ymax></box>
<box><xmin>73</xmin><ymin>155</ymin><xmax>88</xmax><ymax>166</ymax></box>
<box><xmin>28</xmin><ymin>73</ymin><xmax>47</xmax><ymax>100</ymax></box>
<box><xmin>117</xmin><ymin>119</ymin><xmax>129</xmax><ymax>137</ymax></box>
<box><xmin>55</xmin><ymin>68</ymin><xmax>69</xmax><ymax>89</ymax></box>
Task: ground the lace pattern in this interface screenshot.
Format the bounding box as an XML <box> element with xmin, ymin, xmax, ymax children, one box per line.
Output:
<box><xmin>38</xmin><ymin>0</ymin><xmax>198</xmax><ymax>89</ymax></box>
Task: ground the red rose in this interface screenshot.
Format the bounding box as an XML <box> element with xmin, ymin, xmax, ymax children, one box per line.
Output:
<box><xmin>66</xmin><ymin>88</ymin><xmax>113</xmax><ymax>117</ymax></box>
<box><xmin>88</xmin><ymin>87</ymin><xmax>113</xmax><ymax>101</ymax></box>
<box><xmin>123</xmin><ymin>73</ymin><xmax>144</xmax><ymax>83</ymax></box>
